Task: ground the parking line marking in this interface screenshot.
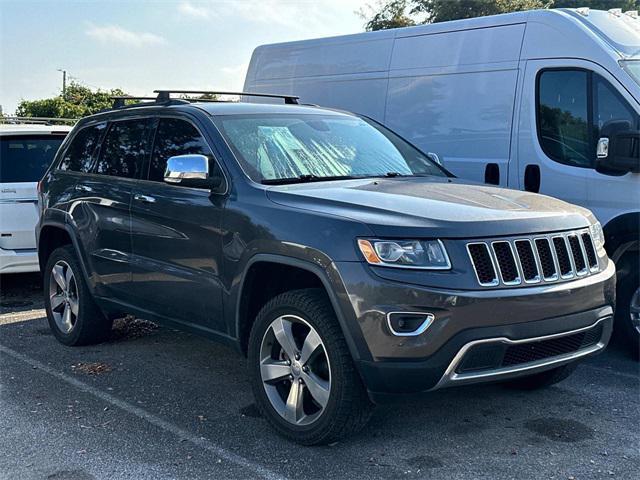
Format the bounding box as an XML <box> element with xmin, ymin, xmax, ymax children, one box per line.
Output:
<box><xmin>0</xmin><ymin>343</ymin><xmax>289</xmax><ymax>480</ymax></box>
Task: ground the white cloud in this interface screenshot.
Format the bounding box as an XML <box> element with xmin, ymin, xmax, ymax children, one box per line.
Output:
<box><xmin>85</xmin><ymin>23</ymin><xmax>167</xmax><ymax>47</ymax></box>
<box><xmin>176</xmin><ymin>0</ymin><xmax>369</xmax><ymax>32</ymax></box>
<box><xmin>178</xmin><ymin>1</ymin><xmax>212</xmax><ymax>19</ymax></box>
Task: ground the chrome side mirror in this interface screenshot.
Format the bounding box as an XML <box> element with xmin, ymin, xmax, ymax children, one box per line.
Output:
<box><xmin>164</xmin><ymin>154</ymin><xmax>210</xmax><ymax>187</ymax></box>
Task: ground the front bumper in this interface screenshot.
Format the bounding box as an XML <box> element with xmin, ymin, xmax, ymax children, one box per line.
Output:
<box><xmin>0</xmin><ymin>248</ymin><xmax>39</xmax><ymax>274</ymax></box>
<box><xmin>331</xmin><ymin>260</ymin><xmax>616</xmax><ymax>399</ymax></box>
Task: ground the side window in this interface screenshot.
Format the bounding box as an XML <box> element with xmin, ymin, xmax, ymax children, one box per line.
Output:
<box><xmin>537</xmin><ymin>70</ymin><xmax>591</xmax><ymax>168</ymax></box>
<box><xmin>95</xmin><ymin>119</ymin><xmax>151</xmax><ymax>178</ymax></box>
<box><xmin>58</xmin><ymin>123</ymin><xmax>106</xmax><ymax>172</ymax></box>
<box><xmin>148</xmin><ymin>118</ymin><xmax>213</xmax><ymax>182</ymax></box>
<box><xmin>594</xmin><ymin>75</ymin><xmax>640</xmax><ymax>136</ymax></box>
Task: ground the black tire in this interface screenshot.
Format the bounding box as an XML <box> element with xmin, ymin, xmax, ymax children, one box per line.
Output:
<box><xmin>502</xmin><ymin>362</ymin><xmax>578</xmax><ymax>390</ymax></box>
<box><xmin>614</xmin><ymin>253</ymin><xmax>640</xmax><ymax>359</ymax></box>
<box><xmin>44</xmin><ymin>245</ymin><xmax>112</xmax><ymax>346</ymax></box>
<box><xmin>248</xmin><ymin>288</ymin><xmax>373</xmax><ymax>445</ymax></box>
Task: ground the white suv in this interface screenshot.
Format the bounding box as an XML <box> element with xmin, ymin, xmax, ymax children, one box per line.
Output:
<box><xmin>1</xmin><ymin>121</ymin><xmax>71</xmax><ymax>273</ymax></box>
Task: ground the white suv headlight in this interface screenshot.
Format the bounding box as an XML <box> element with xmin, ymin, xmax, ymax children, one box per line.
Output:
<box><xmin>357</xmin><ymin>239</ymin><xmax>451</xmax><ymax>270</ymax></box>
<box><xmin>589</xmin><ymin>221</ymin><xmax>605</xmax><ymax>253</ymax></box>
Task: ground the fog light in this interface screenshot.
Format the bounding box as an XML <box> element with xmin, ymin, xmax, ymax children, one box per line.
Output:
<box><xmin>387</xmin><ymin>312</ymin><xmax>434</xmax><ymax>336</ymax></box>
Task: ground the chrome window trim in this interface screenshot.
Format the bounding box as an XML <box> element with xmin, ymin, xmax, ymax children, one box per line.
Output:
<box><xmin>431</xmin><ymin>316</ymin><xmax>609</xmax><ymax>391</ymax></box>
<box><xmin>386</xmin><ymin>312</ymin><xmax>435</xmax><ymax>337</ymax></box>
<box><xmin>466</xmin><ymin>242</ymin><xmax>499</xmax><ymax>287</ymax></box>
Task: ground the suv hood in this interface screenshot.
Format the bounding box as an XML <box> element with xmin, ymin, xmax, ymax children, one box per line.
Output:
<box><xmin>266</xmin><ymin>177</ymin><xmax>594</xmax><ymax>238</ymax></box>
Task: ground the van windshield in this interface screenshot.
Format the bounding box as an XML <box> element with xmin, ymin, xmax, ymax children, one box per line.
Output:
<box><xmin>214</xmin><ymin>114</ymin><xmax>448</xmax><ymax>184</ymax></box>
<box><xmin>0</xmin><ymin>135</ymin><xmax>65</xmax><ymax>183</ymax></box>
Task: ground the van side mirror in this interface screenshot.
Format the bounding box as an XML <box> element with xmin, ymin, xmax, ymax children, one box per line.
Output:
<box><xmin>596</xmin><ymin>130</ymin><xmax>640</xmax><ymax>174</ymax></box>
<box><xmin>164</xmin><ymin>154</ymin><xmax>224</xmax><ymax>189</ymax></box>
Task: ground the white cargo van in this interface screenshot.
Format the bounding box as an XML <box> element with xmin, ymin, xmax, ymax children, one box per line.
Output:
<box><xmin>244</xmin><ymin>8</ymin><xmax>640</xmax><ymax>352</ymax></box>
<box><xmin>0</xmin><ymin>121</ymin><xmax>71</xmax><ymax>273</ymax></box>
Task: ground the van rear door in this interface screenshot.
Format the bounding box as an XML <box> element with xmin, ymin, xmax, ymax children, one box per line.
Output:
<box><xmin>0</xmin><ymin>134</ymin><xmax>66</xmax><ymax>250</ymax></box>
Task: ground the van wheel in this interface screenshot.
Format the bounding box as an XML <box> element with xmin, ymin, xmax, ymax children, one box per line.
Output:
<box><xmin>615</xmin><ymin>253</ymin><xmax>640</xmax><ymax>359</ymax></box>
<box><xmin>248</xmin><ymin>288</ymin><xmax>373</xmax><ymax>445</ymax></box>
<box><xmin>44</xmin><ymin>245</ymin><xmax>112</xmax><ymax>346</ymax></box>
<box><xmin>502</xmin><ymin>362</ymin><xmax>577</xmax><ymax>390</ymax></box>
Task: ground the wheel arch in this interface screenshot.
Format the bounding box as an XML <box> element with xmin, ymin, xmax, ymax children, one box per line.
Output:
<box><xmin>234</xmin><ymin>254</ymin><xmax>365</xmax><ymax>364</ymax></box>
<box><xmin>603</xmin><ymin>212</ymin><xmax>640</xmax><ymax>263</ymax></box>
<box><xmin>38</xmin><ymin>221</ymin><xmax>94</xmax><ymax>292</ymax></box>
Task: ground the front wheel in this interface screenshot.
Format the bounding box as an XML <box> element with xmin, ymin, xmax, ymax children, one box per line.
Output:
<box><xmin>615</xmin><ymin>253</ymin><xmax>640</xmax><ymax>359</ymax></box>
<box><xmin>248</xmin><ymin>288</ymin><xmax>373</xmax><ymax>445</ymax></box>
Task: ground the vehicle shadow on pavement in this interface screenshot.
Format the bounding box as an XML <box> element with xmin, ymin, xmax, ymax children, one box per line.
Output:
<box><xmin>0</xmin><ymin>312</ymin><xmax>638</xmax><ymax>480</ymax></box>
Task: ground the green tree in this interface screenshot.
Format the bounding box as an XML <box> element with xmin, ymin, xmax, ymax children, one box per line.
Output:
<box><xmin>364</xmin><ymin>0</ymin><xmax>640</xmax><ymax>29</ymax></box>
<box><xmin>16</xmin><ymin>82</ymin><xmax>129</xmax><ymax>119</ymax></box>
<box><xmin>363</xmin><ymin>0</ymin><xmax>417</xmax><ymax>31</ymax></box>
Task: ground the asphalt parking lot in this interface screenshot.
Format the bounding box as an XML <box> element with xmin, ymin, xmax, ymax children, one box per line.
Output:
<box><xmin>1</xmin><ymin>273</ymin><xmax>638</xmax><ymax>480</ymax></box>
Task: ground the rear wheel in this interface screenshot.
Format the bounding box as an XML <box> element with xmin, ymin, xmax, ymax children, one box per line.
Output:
<box><xmin>248</xmin><ymin>288</ymin><xmax>373</xmax><ymax>445</ymax></box>
<box><xmin>502</xmin><ymin>362</ymin><xmax>578</xmax><ymax>390</ymax></box>
<box><xmin>44</xmin><ymin>245</ymin><xmax>112</xmax><ymax>346</ymax></box>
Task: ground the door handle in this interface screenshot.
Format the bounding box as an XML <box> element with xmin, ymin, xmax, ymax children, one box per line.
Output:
<box><xmin>134</xmin><ymin>194</ymin><xmax>156</xmax><ymax>204</ymax></box>
<box><xmin>484</xmin><ymin>163</ymin><xmax>500</xmax><ymax>185</ymax></box>
<box><xmin>75</xmin><ymin>184</ymin><xmax>93</xmax><ymax>193</ymax></box>
<box><xmin>524</xmin><ymin>164</ymin><xmax>541</xmax><ymax>193</ymax></box>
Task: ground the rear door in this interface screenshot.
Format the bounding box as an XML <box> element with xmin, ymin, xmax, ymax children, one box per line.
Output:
<box><xmin>0</xmin><ymin>134</ymin><xmax>66</xmax><ymax>251</ymax></box>
<box><xmin>70</xmin><ymin>118</ymin><xmax>153</xmax><ymax>299</ymax></box>
<box><xmin>129</xmin><ymin>116</ymin><xmax>227</xmax><ymax>331</ymax></box>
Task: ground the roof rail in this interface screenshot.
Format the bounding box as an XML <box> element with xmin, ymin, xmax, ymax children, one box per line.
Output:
<box><xmin>153</xmin><ymin>90</ymin><xmax>300</xmax><ymax>104</ymax></box>
<box><xmin>0</xmin><ymin>116</ymin><xmax>78</xmax><ymax>126</ymax></box>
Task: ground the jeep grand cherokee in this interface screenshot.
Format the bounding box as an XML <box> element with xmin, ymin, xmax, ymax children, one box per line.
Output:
<box><xmin>37</xmin><ymin>91</ymin><xmax>616</xmax><ymax>445</ymax></box>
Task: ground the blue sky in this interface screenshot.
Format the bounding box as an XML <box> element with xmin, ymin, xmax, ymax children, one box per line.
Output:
<box><xmin>0</xmin><ymin>0</ymin><xmax>370</xmax><ymax>114</ymax></box>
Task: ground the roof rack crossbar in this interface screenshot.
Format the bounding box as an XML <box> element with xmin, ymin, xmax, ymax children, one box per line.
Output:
<box><xmin>110</xmin><ymin>96</ymin><xmax>158</xmax><ymax>109</ymax></box>
<box><xmin>153</xmin><ymin>90</ymin><xmax>300</xmax><ymax>104</ymax></box>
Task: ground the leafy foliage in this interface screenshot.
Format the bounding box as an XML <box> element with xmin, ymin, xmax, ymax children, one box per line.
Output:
<box><xmin>16</xmin><ymin>82</ymin><xmax>128</xmax><ymax>119</ymax></box>
<box><xmin>364</xmin><ymin>0</ymin><xmax>640</xmax><ymax>29</ymax></box>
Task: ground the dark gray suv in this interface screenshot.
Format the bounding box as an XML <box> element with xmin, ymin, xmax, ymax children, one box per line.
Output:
<box><xmin>37</xmin><ymin>91</ymin><xmax>616</xmax><ymax>445</ymax></box>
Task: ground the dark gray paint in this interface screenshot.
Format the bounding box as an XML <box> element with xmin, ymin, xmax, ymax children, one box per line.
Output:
<box><xmin>37</xmin><ymin>101</ymin><xmax>616</xmax><ymax>395</ymax></box>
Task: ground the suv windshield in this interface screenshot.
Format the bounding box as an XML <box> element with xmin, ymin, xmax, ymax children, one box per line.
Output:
<box><xmin>214</xmin><ymin>114</ymin><xmax>447</xmax><ymax>183</ymax></box>
<box><xmin>0</xmin><ymin>135</ymin><xmax>65</xmax><ymax>183</ymax></box>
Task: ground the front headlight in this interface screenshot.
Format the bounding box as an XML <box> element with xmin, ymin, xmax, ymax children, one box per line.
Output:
<box><xmin>357</xmin><ymin>239</ymin><xmax>451</xmax><ymax>270</ymax></box>
<box><xmin>589</xmin><ymin>221</ymin><xmax>606</xmax><ymax>253</ymax></box>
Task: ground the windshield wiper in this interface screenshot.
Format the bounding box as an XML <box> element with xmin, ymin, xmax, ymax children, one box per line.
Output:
<box><xmin>261</xmin><ymin>174</ymin><xmax>357</xmax><ymax>185</ymax></box>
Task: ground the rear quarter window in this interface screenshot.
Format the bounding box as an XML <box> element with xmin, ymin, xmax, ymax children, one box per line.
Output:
<box><xmin>58</xmin><ymin>123</ymin><xmax>106</xmax><ymax>172</ymax></box>
<box><xmin>0</xmin><ymin>135</ymin><xmax>66</xmax><ymax>183</ymax></box>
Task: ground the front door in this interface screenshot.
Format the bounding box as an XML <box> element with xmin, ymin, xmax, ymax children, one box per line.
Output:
<box><xmin>516</xmin><ymin>60</ymin><xmax>590</xmax><ymax>207</ymax></box>
<box><xmin>129</xmin><ymin>116</ymin><xmax>227</xmax><ymax>332</ymax></box>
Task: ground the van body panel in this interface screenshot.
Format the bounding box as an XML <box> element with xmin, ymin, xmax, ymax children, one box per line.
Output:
<box><xmin>244</xmin><ymin>9</ymin><xmax>640</xmax><ymax>229</ymax></box>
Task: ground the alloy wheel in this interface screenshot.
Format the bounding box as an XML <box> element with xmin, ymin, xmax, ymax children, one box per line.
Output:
<box><xmin>259</xmin><ymin>315</ymin><xmax>331</xmax><ymax>426</ymax></box>
<box><xmin>630</xmin><ymin>287</ymin><xmax>640</xmax><ymax>335</ymax></box>
<box><xmin>49</xmin><ymin>260</ymin><xmax>79</xmax><ymax>334</ymax></box>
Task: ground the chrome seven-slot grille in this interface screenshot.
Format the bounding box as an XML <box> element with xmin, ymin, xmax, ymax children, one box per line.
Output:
<box><xmin>467</xmin><ymin>229</ymin><xmax>599</xmax><ymax>287</ymax></box>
